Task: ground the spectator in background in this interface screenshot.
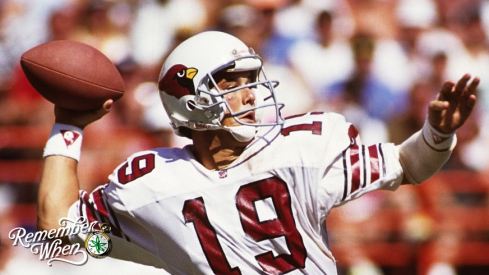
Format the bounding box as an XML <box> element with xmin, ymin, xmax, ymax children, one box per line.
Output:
<box><xmin>387</xmin><ymin>45</ymin><xmax>448</xmax><ymax>145</ymax></box>
<box><xmin>346</xmin><ymin>0</ymin><xmax>412</xmax><ymax>97</ymax></box>
<box><xmin>127</xmin><ymin>0</ymin><xmax>208</xmax><ymax>148</ymax></box>
<box><xmin>319</xmin><ymin>33</ymin><xmax>402</xmax><ymax>143</ymax></box>
<box><xmin>217</xmin><ymin>3</ymin><xmax>265</xmax><ymax>54</ymax></box>
<box><xmin>444</xmin><ymin>2</ymin><xmax>489</xmax><ymax>114</ymax></box>
<box><xmin>130</xmin><ymin>0</ymin><xmax>207</xmax><ymax>69</ymax></box>
<box><xmin>47</xmin><ymin>0</ymin><xmax>84</xmax><ymax>41</ymax></box>
<box><xmin>245</xmin><ymin>0</ymin><xmax>299</xmax><ymax>66</ymax></box>
<box><xmin>288</xmin><ymin>9</ymin><xmax>353</xmax><ymax>97</ymax></box>
<box><xmin>326</xmin><ymin>33</ymin><xmax>403</xmax><ymax>122</ymax></box>
<box><xmin>388</xmin><ymin>81</ymin><xmax>434</xmax><ymax>145</ymax></box>
<box><xmin>395</xmin><ymin>0</ymin><xmax>439</xmax><ymax>84</ymax></box>
<box><xmin>0</xmin><ymin>0</ymin><xmax>65</xmax><ymax>125</ymax></box>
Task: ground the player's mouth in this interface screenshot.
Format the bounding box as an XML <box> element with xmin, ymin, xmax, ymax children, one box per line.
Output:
<box><xmin>238</xmin><ymin>111</ymin><xmax>256</xmax><ymax>124</ymax></box>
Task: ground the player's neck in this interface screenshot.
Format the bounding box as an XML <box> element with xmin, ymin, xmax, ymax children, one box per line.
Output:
<box><xmin>192</xmin><ymin>130</ymin><xmax>249</xmax><ymax>171</ymax></box>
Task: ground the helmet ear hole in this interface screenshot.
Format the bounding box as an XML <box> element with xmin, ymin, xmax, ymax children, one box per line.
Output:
<box><xmin>187</xmin><ymin>100</ymin><xmax>196</xmax><ymax>111</ymax></box>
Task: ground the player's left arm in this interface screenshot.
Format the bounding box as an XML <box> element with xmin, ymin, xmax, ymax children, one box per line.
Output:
<box><xmin>398</xmin><ymin>74</ymin><xmax>479</xmax><ymax>185</ymax></box>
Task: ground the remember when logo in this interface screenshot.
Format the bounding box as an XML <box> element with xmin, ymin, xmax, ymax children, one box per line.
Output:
<box><xmin>8</xmin><ymin>217</ymin><xmax>111</xmax><ymax>266</ymax></box>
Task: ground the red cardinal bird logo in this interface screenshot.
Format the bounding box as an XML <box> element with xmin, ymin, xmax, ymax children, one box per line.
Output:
<box><xmin>158</xmin><ymin>64</ymin><xmax>198</xmax><ymax>99</ymax></box>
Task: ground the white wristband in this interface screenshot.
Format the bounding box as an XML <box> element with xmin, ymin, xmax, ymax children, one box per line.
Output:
<box><xmin>43</xmin><ymin>123</ymin><xmax>84</xmax><ymax>161</ymax></box>
<box><xmin>399</xmin><ymin>122</ymin><xmax>456</xmax><ymax>185</ymax></box>
<box><xmin>421</xmin><ymin>120</ymin><xmax>456</xmax><ymax>151</ymax></box>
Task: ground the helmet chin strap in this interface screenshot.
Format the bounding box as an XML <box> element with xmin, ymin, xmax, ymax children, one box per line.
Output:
<box><xmin>224</xmin><ymin>125</ymin><xmax>257</xmax><ymax>142</ymax></box>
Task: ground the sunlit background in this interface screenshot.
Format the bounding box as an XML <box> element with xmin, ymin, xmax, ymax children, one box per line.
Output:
<box><xmin>1</xmin><ymin>0</ymin><xmax>489</xmax><ymax>274</ymax></box>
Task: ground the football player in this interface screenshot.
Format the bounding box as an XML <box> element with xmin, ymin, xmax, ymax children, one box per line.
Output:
<box><xmin>37</xmin><ymin>31</ymin><xmax>479</xmax><ymax>274</ymax></box>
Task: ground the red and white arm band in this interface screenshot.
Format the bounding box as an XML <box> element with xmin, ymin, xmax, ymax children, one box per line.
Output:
<box><xmin>43</xmin><ymin>123</ymin><xmax>84</xmax><ymax>162</ymax></box>
<box><xmin>398</xmin><ymin>120</ymin><xmax>456</xmax><ymax>185</ymax></box>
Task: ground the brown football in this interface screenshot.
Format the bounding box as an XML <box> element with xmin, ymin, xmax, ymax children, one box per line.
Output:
<box><xmin>20</xmin><ymin>40</ymin><xmax>125</xmax><ymax>110</ymax></box>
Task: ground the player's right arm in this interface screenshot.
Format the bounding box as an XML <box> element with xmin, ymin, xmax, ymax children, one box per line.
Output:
<box><xmin>37</xmin><ymin>100</ymin><xmax>112</xmax><ymax>232</ymax></box>
<box><xmin>37</xmin><ymin>156</ymin><xmax>80</xmax><ymax>231</ymax></box>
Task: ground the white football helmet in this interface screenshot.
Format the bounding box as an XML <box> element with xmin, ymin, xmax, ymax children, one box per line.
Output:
<box><xmin>158</xmin><ymin>31</ymin><xmax>284</xmax><ymax>142</ymax></box>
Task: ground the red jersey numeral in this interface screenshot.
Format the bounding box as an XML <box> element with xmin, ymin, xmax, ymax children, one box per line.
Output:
<box><xmin>117</xmin><ymin>153</ymin><xmax>155</xmax><ymax>184</ymax></box>
<box><xmin>182</xmin><ymin>178</ymin><xmax>307</xmax><ymax>275</ymax></box>
<box><xmin>236</xmin><ymin>178</ymin><xmax>307</xmax><ymax>274</ymax></box>
<box><xmin>281</xmin><ymin>121</ymin><xmax>322</xmax><ymax>136</ymax></box>
<box><xmin>183</xmin><ymin>198</ymin><xmax>241</xmax><ymax>274</ymax></box>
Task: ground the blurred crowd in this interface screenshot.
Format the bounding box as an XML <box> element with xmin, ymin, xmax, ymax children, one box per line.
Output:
<box><xmin>1</xmin><ymin>0</ymin><xmax>489</xmax><ymax>274</ymax></box>
<box><xmin>1</xmin><ymin>0</ymin><xmax>489</xmax><ymax>169</ymax></box>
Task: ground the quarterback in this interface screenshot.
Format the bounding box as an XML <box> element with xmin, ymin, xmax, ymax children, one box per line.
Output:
<box><xmin>37</xmin><ymin>31</ymin><xmax>479</xmax><ymax>274</ymax></box>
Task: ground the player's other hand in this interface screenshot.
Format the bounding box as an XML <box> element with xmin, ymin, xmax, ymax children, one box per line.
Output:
<box><xmin>428</xmin><ymin>74</ymin><xmax>479</xmax><ymax>134</ymax></box>
<box><xmin>54</xmin><ymin>99</ymin><xmax>113</xmax><ymax>129</ymax></box>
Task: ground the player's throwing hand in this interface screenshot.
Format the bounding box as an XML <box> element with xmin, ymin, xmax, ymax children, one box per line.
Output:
<box><xmin>54</xmin><ymin>99</ymin><xmax>113</xmax><ymax>129</ymax></box>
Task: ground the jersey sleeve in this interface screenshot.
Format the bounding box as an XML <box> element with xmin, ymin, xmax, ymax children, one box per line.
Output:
<box><xmin>66</xmin><ymin>184</ymin><xmax>129</xmax><ymax>244</ymax></box>
<box><xmin>66</xmin><ymin>155</ymin><xmax>167</xmax><ymax>269</ymax></box>
<box><xmin>315</xmin><ymin>113</ymin><xmax>404</xmax><ymax>214</ymax></box>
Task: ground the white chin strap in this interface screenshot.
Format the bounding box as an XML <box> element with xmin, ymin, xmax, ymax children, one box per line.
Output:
<box><xmin>224</xmin><ymin>125</ymin><xmax>257</xmax><ymax>142</ymax></box>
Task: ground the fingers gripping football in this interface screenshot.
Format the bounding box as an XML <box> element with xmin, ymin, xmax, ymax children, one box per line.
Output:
<box><xmin>55</xmin><ymin>100</ymin><xmax>113</xmax><ymax>129</ymax></box>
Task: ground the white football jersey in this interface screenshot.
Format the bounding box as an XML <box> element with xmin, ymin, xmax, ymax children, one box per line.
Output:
<box><xmin>68</xmin><ymin>112</ymin><xmax>404</xmax><ymax>274</ymax></box>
